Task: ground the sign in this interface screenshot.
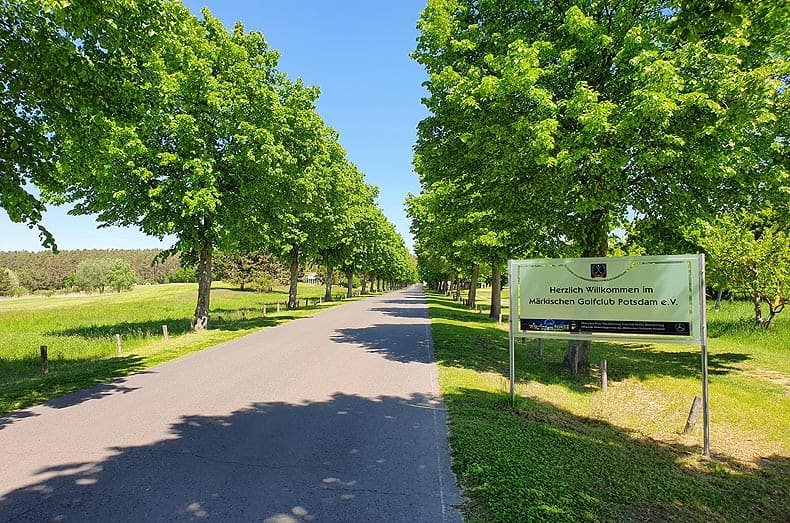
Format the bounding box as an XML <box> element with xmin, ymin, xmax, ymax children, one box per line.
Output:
<box><xmin>511</xmin><ymin>255</ymin><xmax>702</xmax><ymax>343</ymax></box>
<box><xmin>507</xmin><ymin>254</ymin><xmax>710</xmax><ymax>457</ymax></box>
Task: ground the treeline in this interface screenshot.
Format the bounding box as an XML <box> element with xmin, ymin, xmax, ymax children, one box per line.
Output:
<box><xmin>2</xmin><ymin>2</ymin><xmax>417</xmax><ymax>326</ymax></box>
<box><xmin>408</xmin><ymin>0</ymin><xmax>788</xmax><ymax>368</ymax></box>
<box><xmin>0</xmin><ymin>250</ymin><xmax>183</xmax><ymax>292</ymax></box>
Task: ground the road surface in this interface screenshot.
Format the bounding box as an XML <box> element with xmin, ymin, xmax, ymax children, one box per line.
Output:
<box><xmin>0</xmin><ymin>285</ymin><xmax>463</xmax><ymax>522</ymax></box>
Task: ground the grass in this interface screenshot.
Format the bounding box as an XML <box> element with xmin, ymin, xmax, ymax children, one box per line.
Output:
<box><xmin>430</xmin><ymin>288</ymin><xmax>789</xmax><ymax>522</ymax></box>
<box><xmin>0</xmin><ymin>282</ymin><xmax>356</xmax><ymax>414</ymax></box>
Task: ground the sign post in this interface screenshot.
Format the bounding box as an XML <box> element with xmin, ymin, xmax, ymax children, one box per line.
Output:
<box><xmin>508</xmin><ymin>254</ymin><xmax>709</xmax><ymax>456</ymax></box>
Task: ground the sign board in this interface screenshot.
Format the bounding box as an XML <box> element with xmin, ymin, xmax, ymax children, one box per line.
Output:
<box><xmin>510</xmin><ymin>255</ymin><xmax>702</xmax><ymax>343</ymax></box>
<box><xmin>507</xmin><ymin>254</ymin><xmax>710</xmax><ymax>457</ymax></box>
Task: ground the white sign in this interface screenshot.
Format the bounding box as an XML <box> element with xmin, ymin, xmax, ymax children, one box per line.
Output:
<box><xmin>510</xmin><ymin>255</ymin><xmax>702</xmax><ymax>342</ymax></box>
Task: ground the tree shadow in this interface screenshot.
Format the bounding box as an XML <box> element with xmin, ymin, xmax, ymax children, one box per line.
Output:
<box><xmin>427</xmin><ymin>293</ymin><xmax>752</xmax><ymax>391</ymax></box>
<box><xmin>331</xmin><ymin>323</ymin><xmax>434</xmax><ymax>365</ymax></box>
<box><xmin>0</xmin><ymin>392</ymin><xmax>462</xmax><ymax>522</ymax></box>
<box><xmin>444</xmin><ymin>387</ymin><xmax>789</xmax><ymax>521</ymax></box>
<box><xmin>46</xmin><ymin>318</ymin><xmax>192</xmax><ymax>340</ymax></box>
<box><xmin>370</xmin><ymin>306</ymin><xmax>428</xmax><ymax>319</ymax></box>
<box><xmin>0</xmin><ymin>354</ymin><xmax>147</xmax><ymax>422</ymax></box>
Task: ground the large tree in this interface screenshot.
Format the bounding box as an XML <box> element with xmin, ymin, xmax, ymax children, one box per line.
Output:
<box><xmin>54</xmin><ymin>9</ymin><xmax>292</xmax><ymax>329</ymax></box>
<box><xmin>413</xmin><ymin>0</ymin><xmax>788</xmax><ymax>369</ymax></box>
<box><xmin>1</xmin><ymin>0</ymin><xmax>180</xmax><ymax>250</ymax></box>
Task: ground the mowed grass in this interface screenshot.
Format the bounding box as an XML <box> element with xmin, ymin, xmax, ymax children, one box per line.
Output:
<box><xmin>0</xmin><ymin>282</ymin><xmax>353</xmax><ymax>414</ymax></box>
<box><xmin>430</xmin><ymin>289</ymin><xmax>789</xmax><ymax>522</ymax></box>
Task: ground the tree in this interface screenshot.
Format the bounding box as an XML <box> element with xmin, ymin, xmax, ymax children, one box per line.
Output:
<box><xmin>75</xmin><ymin>259</ymin><xmax>109</xmax><ymax>293</ymax></box>
<box><xmin>413</xmin><ymin>0</ymin><xmax>788</xmax><ymax>369</ymax></box>
<box><xmin>105</xmin><ymin>259</ymin><xmax>137</xmax><ymax>293</ymax></box>
<box><xmin>0</xmin><ymin>268</ymin><xmax>11</xmax><ymax>296</ymax></box>
<box><xmin>53</xmin><ymin>9</ymin><xmax>294</xmax><ymax>329</ymax></box>
<box><xmin>691</xmin><ymin>210</ymin><xmax>790</xmax><ymax>327</ymax></box>
<box><xmin>1</xmin><ymin>0</ymin><xmax>182</xmax><ymax>250</ymax></box>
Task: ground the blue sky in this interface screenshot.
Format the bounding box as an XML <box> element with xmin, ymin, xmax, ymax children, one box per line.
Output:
<box><xmin>0</xmin><ymin>1</ymin><xmax>428</xmax><ymax>252</ymax></box>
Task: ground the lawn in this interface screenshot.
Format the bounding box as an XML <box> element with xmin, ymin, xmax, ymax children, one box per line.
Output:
<box><xmin>431</xmin><ymin>288</ymin><xmax>789</xmax><ymax>522</ymax></box>
<box><xmin>0</xmin><ymin>282</ymin><xmax>353</xmax><ymax>414</ymax></box>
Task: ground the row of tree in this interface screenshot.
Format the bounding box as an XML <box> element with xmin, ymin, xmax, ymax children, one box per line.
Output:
<box><xmin>407</xmin><ymin>1</ymin><xmax>788</xmax><ymax>367</ymax></box>
<box><xmin>2</xmin><ymin>1</ymin><xmax>416</xmax><ymax>326</ymax></box>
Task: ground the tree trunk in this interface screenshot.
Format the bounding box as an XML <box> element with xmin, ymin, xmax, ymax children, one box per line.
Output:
<box><xmin>753</xmin><ymin>290</ymin><xmax>764</xmax><ymax>325</ymax></box>
<box><xmin>361</xmin><ymin>274</ymin><xmax>368</xmax><ymax>294</ymax></box>
<box><xmin>346</xmin><ymin>268</ymin><xmax>354</xmax><ymax>298</ymax></box>
<box><xmin>377</xmin><ymin>277</ymin><xmax>382</xmax><ymax>292</ymax></box>
<box><xmin>191</xmin><ymin>245</ymin><xmax>212</xmax><ymax>330</ymax></box>
<box><xmin>324</xmin><ymin>263</ymin><xmax>334</xmax><ymax>302</ymax></box>
<box><xmin>490</xmin><ymin>264</ymin><xmax>502</xmax><ymax>319</ymax></box>
<box><xmin>563</xmin><ymin>340</ymin><xmax>590</xmax><ymax>374</ymax></box>
<box><xmin>562</xmin><ymin>208</ymin><xmax>609</xmax><ymax>371</ymax></box>
<box><xmin>468</xmin><ymin>264</ymin><xmax>480</xmax><ymax>309</ymax></box>
<box><xmin>287</xmin><ymin>247</ymin><xmax>299</xmax><ymax>310</ymax></box>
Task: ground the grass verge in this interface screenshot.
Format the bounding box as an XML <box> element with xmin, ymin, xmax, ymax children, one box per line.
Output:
<box><xmin>0</xmin><ymin>282</ymin><xmax>359</xmax><ymax>414</ymax></box>
<box><xmin>429</xmin><ymin>291</ymin><xmax>789</xmax><ymax>522</ymax></box>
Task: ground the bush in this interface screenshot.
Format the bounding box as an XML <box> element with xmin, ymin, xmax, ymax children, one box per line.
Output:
<box><xmin>167</xmin><ymin>267</ymin><xmax>197</xmax><ymax>283</ymax></box>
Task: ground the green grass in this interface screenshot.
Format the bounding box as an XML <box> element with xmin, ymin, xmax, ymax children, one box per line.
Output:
<box><xmin>430</xmin><ymin>289</ymin><xmax>789</xmax><ymax>522</ymax></box>
<box><xmin>0</xmin><ymin>282</ymin><xmax>356</xmax><ymax>414</ymax></box>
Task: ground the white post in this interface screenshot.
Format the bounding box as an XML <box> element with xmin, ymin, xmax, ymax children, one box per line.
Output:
<box><xmin>699</xmin><ymin>253</ymin><xmax>710</xmax><ymax>458</ymax></box>
<box><xmin>162</xmin><ymin>325</ymin><xmax>168</xmax><ymax>341</ymax></box>
<box><xmin>508</xmin><ymin>260</ymin><xmax>516</xmax><ymax>404</ymax></box>
<box><xmin>115</xmin><ymin>334</ymin><xmax>122</xmax><ymax>355</ymax></box>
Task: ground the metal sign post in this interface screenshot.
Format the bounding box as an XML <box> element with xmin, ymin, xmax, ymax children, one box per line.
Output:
<box><xmin>508</xmin><ymin>259</ymin><xmax>516</xmax><ymax>403</ymax></box>
<box><xmin>698</xmin><ymin>253</ymin><xmax>710</xmax><ymax>458</ymax></box>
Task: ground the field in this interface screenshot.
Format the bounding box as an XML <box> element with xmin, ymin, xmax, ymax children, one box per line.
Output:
<box><xmin>432</xmin><ymin>288</ymin><xmax>789</xmax><ymax>522</ymax></box>
<box><xmin>0</xmin><ymin>282</ymin><xmax>352</xmax><ymax>414</ymax></box>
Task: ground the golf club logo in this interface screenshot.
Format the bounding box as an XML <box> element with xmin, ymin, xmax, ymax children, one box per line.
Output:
<box><xmin>590</xmin><ymin>263</ymin><xmax>607</xmax><ymax>279</ymax></box>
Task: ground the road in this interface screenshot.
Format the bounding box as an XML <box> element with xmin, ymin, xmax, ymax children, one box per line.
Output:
<box><xmin>0</xmin><ymin>286</ymin><xmax>463</xmax><ymax>522</ymax></box>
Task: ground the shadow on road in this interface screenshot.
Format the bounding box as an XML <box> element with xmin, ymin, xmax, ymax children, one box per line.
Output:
<box><xmin>0</xmin><ymin>392</ymin><xmax>456</xmax><ymax>522</ymax></box>
<box><xmin>331</xmin><ymin>323</ymin><xmax>434</xmax><ymax>365</ymax></box>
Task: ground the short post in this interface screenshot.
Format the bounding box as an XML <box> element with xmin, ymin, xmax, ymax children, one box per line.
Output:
<box><xmin>263</xmin><ymin>304</ymin><xmax>267</xmax><ymax>317</ymax></box>
<box><xmin>276</xmin><ymin>303</ymin><xmax>281</xmax><ymax>313</ymax></box>
<box><xmin>40</xmin><ymin>345</ymin><xmax>48</xmax><ymax>375</ymax></box>
<box><xmin>478</xmin><ymin>306</ymin><xmax>482</xmax><ymax>314</ymax></box>
<box><xmin>537</xmin><ymin>338</ymin><xmax>543</xmax><ymax>357</ymax></box>
<box><xmin>600</xmin><ymin>359</ymin><xmax>608</xmax><ymax>393</ymax></box>
<box><xmin>162</xmin><ymin>325</ymin><xmax>169</xmax><ymax>341</ymax></box>
<box><xmin>115</xmin><ymin>334</ymin><xmax>122</xmax><ymax>355</ymax></box>
<box><xmin>684</xmin><ymin>396</ymin><xmax>703</xmax><ymax>435</ymax></box>
<box><xmin>498</xmin><ymin>313</ymin><xmax>502</xmax><ymax>324</ymax></box>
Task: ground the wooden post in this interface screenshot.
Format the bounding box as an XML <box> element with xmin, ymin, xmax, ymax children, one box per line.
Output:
<box><xmin>601</xmin><ymin>359</ymin><xmax>608</xmax><ymax>393</ymax></box>
<box><xmin>498</xmin><ymin>313</ymin><xmax>502</xmax><ymax>324</ymax></box>
<box><xmin>276</xmin><ymin>303</ymin><xmax>281</xmax><ymax>313</ymax></box>
<box><xmin>115</xmin><ymin>334</ymin><xmax>122</xmax><ymax>355</ymax></box>
<box><xmin>684</xmin><ymin>396</ymin><xmax>703</xmax><ymax>434</ymax></box>
<box><xmin>162</xmin><ymin>325</ymin><xmax>169</xmax><ymax>341</ymax></box>
<box><xmin>537</xmin><ymin>338</ymin><xmax>543</xmax><ymax>357</ymax></box>
<box><xmin>40</xmin><ymin>345</ymin><xmax>48</xmax><ymax>375</ymax></box>
<box><xmin>263</xmin><ymin>304</ymin><xmax>267</xmax><ymax>317</ymax></box>
<box><xmin>478</xmin><ymin>306</ymin><xmax>482</xmax><ymax>314</ymax></box>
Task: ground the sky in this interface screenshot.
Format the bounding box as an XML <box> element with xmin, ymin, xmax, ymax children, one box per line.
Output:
<box><xmin>0</xmin><ymin>0</ymin><xmax>429</xmax><ymax>252</ymax></box>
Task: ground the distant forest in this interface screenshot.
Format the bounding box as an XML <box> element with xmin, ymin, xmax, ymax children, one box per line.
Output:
<box><xmin>0</xmin><ymin>249</ymin><xmax>184</xmax><ymax>292</ymax></box>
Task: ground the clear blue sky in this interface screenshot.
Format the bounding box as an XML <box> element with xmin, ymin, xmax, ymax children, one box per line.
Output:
<box><xmin>0</xmin><ymin>1</ymin><xmax>428</xmax><ymax>252</ymax></box>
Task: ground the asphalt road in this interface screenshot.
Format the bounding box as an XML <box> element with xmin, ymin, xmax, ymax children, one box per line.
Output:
<box><xmin>0</xmin><ymin>285</ymin><xmax>463</xmax><ymax>522</ymax></box>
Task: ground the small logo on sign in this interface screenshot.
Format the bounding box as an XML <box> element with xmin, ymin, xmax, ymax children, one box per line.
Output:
<box><xmin>591</xmin><ymin>263</ymin><xmax>607</xmax><ymax>279</ymax></box>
